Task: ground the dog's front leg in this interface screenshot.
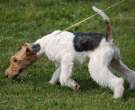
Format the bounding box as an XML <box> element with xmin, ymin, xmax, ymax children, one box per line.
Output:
<box><xmin>59</xmin><ymin>55</ymin><xmax>80</xmax><ymax>91</ymax></box>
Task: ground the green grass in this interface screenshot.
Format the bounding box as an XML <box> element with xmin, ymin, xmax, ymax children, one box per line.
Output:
<box><xmin>0</xmin><ymin>0</ymin><xmax>135</xmax><ymax>110</ymax></box>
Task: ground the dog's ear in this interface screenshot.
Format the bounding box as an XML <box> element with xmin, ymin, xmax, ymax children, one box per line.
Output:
<box><xmin>24</xmin><ymin>43</ymin><xmax>40</xmax><ymax>56</ymax></box>
<box><xmin>23</xmin><ymin>42</ymin><xmax>31</xmax><ymax>47</ymax></box>
<box><xmin>26</xmin><ymin>47</ymin><xmax>32</xmax><ymax>56</ymax></box>
<box><xmin>31</xmin><ymin>44</ymin><xmax>40</xmax><ymax>54</ymax></box>
<box><xmin>22</xmin><ymin>42</ymin><xmax>32</xmax><ymax>56</ymax></box>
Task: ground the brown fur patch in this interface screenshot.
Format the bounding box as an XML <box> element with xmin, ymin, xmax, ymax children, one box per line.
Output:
<box><xmin>5</xmin><ymin>43</ymin><xmax>38</xmax><ymax>79</ymax></box>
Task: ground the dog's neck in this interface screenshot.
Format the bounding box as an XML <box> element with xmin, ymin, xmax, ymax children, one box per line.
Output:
<box><xmin>33</xmin><ymin>36</ymin><xmax>47</xmax><ymax>58</ymax></box>
<box><xmin>33</xmin><ymin>30</ymin><xmax>62</xmax><ymax>58</ymax></box>
<box><xmin>33</xmin><ymin>42</ymin><xmax>44</xmax><ymax>58</ymax></box>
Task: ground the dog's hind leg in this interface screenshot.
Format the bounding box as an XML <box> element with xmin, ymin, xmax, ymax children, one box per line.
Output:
<box><xmin>111</xmin><ymin>59</ymin><xmax>135</xmax><ymax>90</ymax></box>
<box><xmin>88</xmin><ymin>47</ymin><xmax>124</xmax><ymax>99</ymax></box>
<box><xmin>59</xmin><ymin>54</ymin><xmax>80</xmax><ymax>91</ymax></box>
<box><xmin>89</xmin><ymin>59</ymin><xmax>124</xmax><ymax>98</ymax></box>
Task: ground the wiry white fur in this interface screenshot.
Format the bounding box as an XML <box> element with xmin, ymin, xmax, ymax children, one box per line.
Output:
<box><xmin>31</xmin><ymin>6</ymin><xmax>135</xmax><ymax>99</ymax></box>
<box><xmin>92</xmin><ymin>6</ymin><xmax>110</xmax><ymax>22</ymax></box>
<box><xmin>34</xmin><ymin>30</ymin><xmax>135</xmax><ymax>99</ymax></box>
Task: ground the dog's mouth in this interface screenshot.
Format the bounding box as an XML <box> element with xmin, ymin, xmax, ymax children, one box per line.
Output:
<box><xmin>5</xmin><ymin>68</ymin><xmax>25</xmax><ymax>79</ymax></box>
<box><xmin>12</xmin><ymin>68</ymin><xmax>24</xmax><ymax>79</ymax></box>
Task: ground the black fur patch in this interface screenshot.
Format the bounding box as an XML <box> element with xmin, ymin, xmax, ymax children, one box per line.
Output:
<box><xmin>32</xmin><ymin>43</ymin><xmax>41</xmax><ymax>53</ymax></box>
<box><xmin>73</xmin><ymin>32</ymin><xmax>104</xmax><ymax>52</ymax></box>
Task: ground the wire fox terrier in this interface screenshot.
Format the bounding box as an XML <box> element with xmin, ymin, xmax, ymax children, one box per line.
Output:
<box><xmin>5</xmin><ymin>6</ymin><xmax>135</xmax><ymax>98</ymax></box>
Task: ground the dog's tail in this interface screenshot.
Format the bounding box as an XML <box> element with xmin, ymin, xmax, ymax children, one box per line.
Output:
<box><xmin>92</xmin><ymin>6</ymin><xmax>112</xmax><ymax>41</ymax></box>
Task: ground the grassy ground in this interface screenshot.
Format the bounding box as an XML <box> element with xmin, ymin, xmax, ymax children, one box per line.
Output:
<box><xmin>0</xmin><ymin>0</ymin><xmax>135</xmax><ymax>110</ymax></box>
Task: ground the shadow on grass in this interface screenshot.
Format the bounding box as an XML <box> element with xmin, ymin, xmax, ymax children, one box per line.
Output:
<box><xmin>78</xmin><ymin>78</ymin><xmax>100</xmax><ymax>91</ymax></box>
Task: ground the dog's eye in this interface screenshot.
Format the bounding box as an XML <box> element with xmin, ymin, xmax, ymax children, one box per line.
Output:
<box><xmin>13</xmin><ymin>58</ymin><xmax>18</xmax><ymax>62</ymax></box>
<box><xmin>12</xmin><ymin>57</ymin><xmax>18</xmax><ymax>63</ymax></box>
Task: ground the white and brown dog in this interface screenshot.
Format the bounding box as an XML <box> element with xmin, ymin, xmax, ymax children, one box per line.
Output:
<box><xmin>5</xmin><ymin>6</ymin><xmax>135</xmax><ymax>98</ymax></box>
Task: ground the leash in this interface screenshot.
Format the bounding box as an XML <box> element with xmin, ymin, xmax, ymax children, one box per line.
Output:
<box><xmin>55</xmin><ymin>0</ymin><xmax>126</xmax><ymax>35</ymax></box>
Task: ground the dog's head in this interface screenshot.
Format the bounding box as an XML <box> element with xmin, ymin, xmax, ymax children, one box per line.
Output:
<box><xmin>5</xmin><ymin>43</ymin><xmax>40</xmax><ymax>79</ymax></box>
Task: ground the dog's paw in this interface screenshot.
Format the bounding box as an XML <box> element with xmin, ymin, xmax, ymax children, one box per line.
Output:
<box><xmin>48</xmin><ymin>80</ymin><xmax>57</xmax><ymax>85</ymax></box>
<box><xmin>73</xmin><ymin>83</ymin><xmax>80</xmax><ymax>91</ymax></box>
<box><xmin>113</xmin><ymin>85</ymin><xmax>124</xmax><ymax>99</ymax></box>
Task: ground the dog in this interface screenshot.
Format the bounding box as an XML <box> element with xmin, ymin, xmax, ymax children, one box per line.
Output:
<box><xmin>5</xmin><ymin>6</ymin><xmax>135</xmax><ymax>98</ymax></box>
